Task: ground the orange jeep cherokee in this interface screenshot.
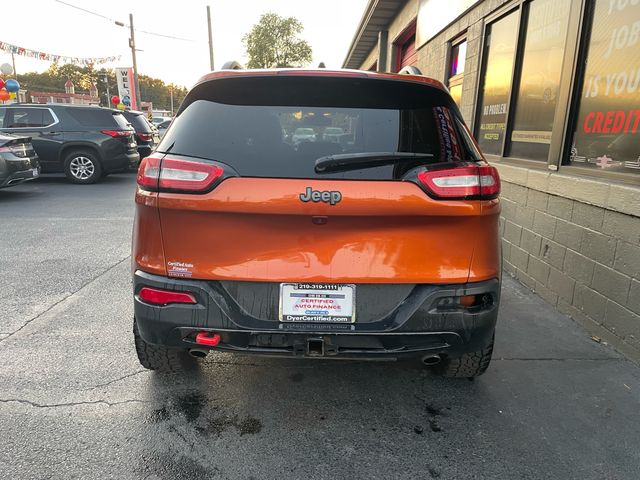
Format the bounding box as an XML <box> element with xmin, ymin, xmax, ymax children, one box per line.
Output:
<box><xmin>132</xmin><ymin>69</ymin><xmax>501</xmax><ymax>377</ymax></box>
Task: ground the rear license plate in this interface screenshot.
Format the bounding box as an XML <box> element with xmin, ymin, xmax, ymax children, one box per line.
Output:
<box><xmin>279</xmin><ymin>283</ymin><xmax>355</xmax><ymax>323</ymax></box>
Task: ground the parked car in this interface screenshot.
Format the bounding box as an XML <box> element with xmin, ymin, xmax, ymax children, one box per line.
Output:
<box><xmin>151</xmin><ymin>116</ymin><xmax>172</xmax><ymax>126</ymax></box>
<box><xmin>122</xmin><ymin>110</ymin><xmax>160</xmax><ymax>160</ymax></box>
<box><xmin>291</xmin><ymin>127</ymin><xmax>317</xmax><ymax>145</ymax></box>
<box><xmin>0</xmin><ymin>104</ymin><xmax>139</xmax><ymax>184</ymax></box>
<box><xmin>0</xmin><ymin>133</ymin><xmax>40</xmax><ymax>189</ymax></box>
<box><xmin>322</xmin><ymin>127</ymin><xmax>344</xmax><ymax>143</ymax></box>
<box><xmin>156</xmin><ymin>120</ymin><xmax>171</xmax><ymax>138</ymax></box>
<box><xmin>132</xmin><ymin>69</ymin><xmax>501</xmax><ymax>378</ymax></box>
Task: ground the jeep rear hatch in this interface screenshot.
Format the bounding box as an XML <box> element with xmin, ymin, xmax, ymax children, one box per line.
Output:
<box><xmin>140</xmin><ymin>75</ymin><xmax>500</xmax><ymax>284</ymax></box>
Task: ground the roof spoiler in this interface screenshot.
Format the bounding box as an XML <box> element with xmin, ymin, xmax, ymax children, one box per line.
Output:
<box><xmin>398</xmin><ymin>66</ymin><xmax>422</xmax><ymax>75</ymax></box>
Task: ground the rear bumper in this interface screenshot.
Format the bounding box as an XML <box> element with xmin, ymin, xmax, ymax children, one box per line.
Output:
<box><xmin>133</xmin><ymin>271</ymin><xmax>500</xmax><ymax>360</ymax></box>
<box><xmin>137</xmin><ymin>144</ymin><xmax>154</xmax><ymax>160</ymax></box>
<box><xmin>0</xmin><ymin>159</ymin><xmax>40</xmax><ymax>188</ymax></box>
<box><xmin>103</xmin><ymin>151</ymin><xmax>140</xmax><ymax>172</ymax></box>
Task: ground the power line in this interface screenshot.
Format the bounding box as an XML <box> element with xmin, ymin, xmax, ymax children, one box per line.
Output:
<box><xmin>54</xmin><ymin>0</ymin><xmax>196</xmax><ymax>42</ymax></box>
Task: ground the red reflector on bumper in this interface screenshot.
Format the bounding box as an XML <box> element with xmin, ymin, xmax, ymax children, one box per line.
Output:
<box><xmin>138</xmin><ymin>287</ymin><xmax>197</xmax><ymax>306</ymax></box>
<box><xmin>195</xmin><ymin>332</ymin><xmax>221</xmax><ymax>346</ymax></box>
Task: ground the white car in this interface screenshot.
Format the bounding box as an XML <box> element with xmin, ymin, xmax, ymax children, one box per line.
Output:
<box><xmin>151</xmin><ymin>116</ymin><xmax>172</xmax><ymax>126</ymax></box>
<box><xmin>322</xmin><ymin>127</ymin><xmax>344</xmax><ymax>143</ymax></box>
<box><xmin>292</xmin><ymin>127</ymin><xmax>316</xmax><ymax>145</ymax></box>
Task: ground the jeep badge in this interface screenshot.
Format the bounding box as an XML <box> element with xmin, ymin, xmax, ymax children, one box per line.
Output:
<box><xmin>299</xmin><ymin>187</ymin><xmax>342</xmax><ymax>205</ymax></box>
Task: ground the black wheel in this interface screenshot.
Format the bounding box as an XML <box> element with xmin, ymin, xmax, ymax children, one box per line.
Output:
<box><xmin>133</xmin><ymin>319</ymin><xmax>198</xmax><ymax>372</ymax></box>
<box><xmin>63</xmin><ymin>150</ymin><xmax>103</xmax><ymax>184</ymax></box>
<box><xmin>439</xmin><ymin>334</ymin><xmax>494</xmax><ymax>378</ymax></box>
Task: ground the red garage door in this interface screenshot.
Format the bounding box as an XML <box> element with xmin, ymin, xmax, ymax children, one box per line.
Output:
<box><xmin>395</xmin><ymin>23</ymin><xmax>417</xmax><ymax>71</ymax></box>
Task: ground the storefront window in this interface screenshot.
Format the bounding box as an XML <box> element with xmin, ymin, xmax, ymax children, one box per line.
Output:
<box><xmin>570</xmin><ymin>0</ymin><xmax>640</xmax><ymax>174</ymax></box>
<box><xmin>449</xmin><ymin>40</ymin><xmax>467</xmax><ymax>77</ymax></box>
<box><xmin>476</xmin><ymin>11</ymin><xmax>519</xmax><ymax>155</ymax></box>
<box><xmin>509</xmin><ymin>0</ymin><xmax>571</xmax><ymax>161</ymax></box>
<box><xmin>448</xmin><ymin>39</ymin><xmax>467</xmax><ymax>107</ymax></box>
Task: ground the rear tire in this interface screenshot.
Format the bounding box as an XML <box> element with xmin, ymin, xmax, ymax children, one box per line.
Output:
<box><xmin>64</xmin><ymin>150</ymin><xmax>103</xmax><ymax>184</ymax></box>
<box><xmin>133</xmin><ymin>319</ymin><xmax>197</xmax><ymax>372</ymax></box>
<box><xmin>439</xmin><ymin>334</ymin><xmax>494</xmax><ymax>378</ymax></box>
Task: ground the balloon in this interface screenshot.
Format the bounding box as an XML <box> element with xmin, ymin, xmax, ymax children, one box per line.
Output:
<box><xmin>0</xmin><ymin>63</ymin><xmax>13</xmax><ymax>75</ymax></box>
<box><xmin>0</xmin><ymin>89</ymin><xmax>9</xmax><ymax>101</ymax></box>
<box><xmin>122</xmin><ymin>95</ymin><xmax>131</xmax><ymax>106</ymax></box>
<box><xmin>116</xmin><ymin>103</ymin><xmax>125</xmax><ymax>110</ymax></box>
<box><xmin>4</xmin><ymin>79</ymin><xmax>19</xmax><ymax>93</ymax></box>
<box><xmin>111</xmin><ymin>95</ymin><xmax>120</xmax><ymax>105</ymax></box>
<box><xmin>9</xmin><ymin>92</ymin><xmax>16</xmax><ymax>99</ymax></box>
<box><xmin>0</xmin><ymin>79</ymin><xmax>4</xmax><ymax>89</ymax></box>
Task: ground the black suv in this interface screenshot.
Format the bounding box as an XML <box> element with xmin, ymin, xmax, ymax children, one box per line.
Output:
<box><xmin>122</xmin><ymin>110</ymin><xmax>159</xmax><ymax>160</ymax></box>
<box><xmin>0</xmin><ymin>104</ymin><xmax>139</xmax><ymax>184</ymax></box>
<box><xmin>0</xmin><ymin>133</ymin><xmax>40</xmax><ymax>188</ymax></box>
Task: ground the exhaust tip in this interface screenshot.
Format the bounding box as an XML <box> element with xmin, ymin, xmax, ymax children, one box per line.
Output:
<box><xmin>188</xmin><ymin>348</ymin><xmax>208</xmax><ymax>358</ymax></box>
<box><xmin>422</xmin><ymin>354</ymin><xmax>441</xmax><ymax>366</ymax></box>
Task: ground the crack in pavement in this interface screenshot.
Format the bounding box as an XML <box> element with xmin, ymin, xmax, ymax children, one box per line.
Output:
<box><xmin>0</xmin><ymin>398</ymin><xmax>148</xmax><ymax>409</ymax></box>
<box><xmin>0</xmin><ymin>255</ymin><xmax>131</xmax><ymax>344</ymax></box>
<box><xmin>80</xmin><ymin>370</ymin><xmax>148</xmax><ymax>391</ymax></box>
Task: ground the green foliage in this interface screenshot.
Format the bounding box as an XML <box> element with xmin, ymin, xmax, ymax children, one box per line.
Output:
<box><xmin>16</xmin><ymin>64</ymin><xmax>187</xmax><ymax>111</ymax></box>
<box><xmin>243</xmin><ymin>12</ymin><xmax>312</xmax><ymax>69</ymax></box>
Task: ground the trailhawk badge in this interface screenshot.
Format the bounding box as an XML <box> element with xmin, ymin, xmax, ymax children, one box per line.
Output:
<box><xmin>299</xmin><ymin>187</ymin><xmax>342</xmax><ymax>205</ymax></box>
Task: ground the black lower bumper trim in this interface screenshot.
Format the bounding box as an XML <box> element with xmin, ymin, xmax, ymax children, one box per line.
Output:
<box><xmin>133</xmin><ymin>271</ymin><xmax>500</xmax><ymax>359</ymax></box>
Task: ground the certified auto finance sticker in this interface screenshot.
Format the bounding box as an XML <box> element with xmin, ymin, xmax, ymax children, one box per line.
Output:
<box><xmin>167</xmin><ymin>261</ymin><xmax>193</xmax><ymax>277</ymax></box>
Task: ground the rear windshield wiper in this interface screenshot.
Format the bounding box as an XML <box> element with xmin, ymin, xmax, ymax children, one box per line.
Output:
<box><xmin>315</xmin><ymin>152</ymin><xmax>434</xmax><ymax>174</ymax></box>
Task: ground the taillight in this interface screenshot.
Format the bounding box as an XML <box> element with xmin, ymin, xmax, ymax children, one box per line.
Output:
<box><xmin>416</xmin><ymin>165</ymin><xmax>500</xmax><ymax>199</ymax></box>
<box><xmin>136</xmin><ymin>155</ymin><xmax>225</xmax><ymax>193</ymax></box>
<box><xmin>138</xmin><ymin>286</ymin><xmax>197</xmax><ymax>306</ymax></box>
<box><xmin>0</xmin><ymin>142</ymin><xmax>32</xmax><ymax>158</ymax></box>
<box><xmin>160</xmin><ymin>158</ymin><xmax>224</xmax><ymax>192</ymax></box>
<box><xmin>137</xmin><ymin>133</ymin><xmax>153</xmax><ymax>142</ymax></box>
<box><xmin>102</xmin><ymin>130</ymin><xmax>132</xmax><ymax>138</ymax></box>
<box><xmin>137</xmin><ymin>156</ymin><xmax>161</xmax><ymax>190</ymax></box>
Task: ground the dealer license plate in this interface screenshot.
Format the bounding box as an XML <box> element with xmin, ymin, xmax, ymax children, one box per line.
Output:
<box><xmin>279</xmin><ymin>283</ymin><xmax>355</xmax><ymax>323</ymax></box>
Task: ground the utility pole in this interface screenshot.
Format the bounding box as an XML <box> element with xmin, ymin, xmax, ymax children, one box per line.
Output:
<box><xmin>129</xmin><ymin>13</ymin><xmax>141</xmax><ymax>110</ymax></box>
<box><xmin>170</xmin><ymin>86</ymin><xmax>174</xmax><ymax>116</ymax></box>
<box><xmin>207</xmin><ymin>6</ymin><xmax>214</xmax><ymax>70</ymax></box>
<box><xmin>99</xmin><ymin>72</ymin><xmax>110</xmax><ymax>107</ymax></box>
<box><xmin>11</xmin><ymin>52</ymin><xmax>17</xmax><ymax>77</ymax></box>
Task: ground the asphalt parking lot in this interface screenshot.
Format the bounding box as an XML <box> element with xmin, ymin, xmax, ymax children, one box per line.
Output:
<box><xmin>1</xmin><ymin>174</ymin><xmax>639</xmax><ymax>480</ymax></box>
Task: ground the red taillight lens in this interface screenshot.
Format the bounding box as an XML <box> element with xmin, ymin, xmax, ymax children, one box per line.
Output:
<box><xmin>0</xmin><ymin>142</ymin><xmax>32</xmax><ymax>157</ymax></box>
<box><xmin>137</xmin><ymin>133</ymin><xmax>153</xmax><ymax>142</ymax></box>
<box><xmin>137</xmin><ymin>155</ymin><xmax>161</xmax><ymax>190</ymax></box>
<box><xmin>138</xmin><ymin>287</ymin><xmax>197</xmax><ymax>306</ymax></box>
<box><xmin>417</xmin><ymin>165</ymin><xmax>500</xmax><ymax>199</ymax></box>
<box><xmin>159</xmin><ymin>157</ymin><xmax>224</xmax><ymax>193</ymax></box>
<box><xmin>137</xmin><ymin>155</ymin><xmax>225</xmax><ymax>193</ymax></box>
<box><xmin>102</xmin><ymin>130</ymin><xmax>132</xmax><ymax>138</ymax></box>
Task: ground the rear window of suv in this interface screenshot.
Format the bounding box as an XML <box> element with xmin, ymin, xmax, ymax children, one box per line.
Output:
<box><xmin>124</xmin><ymin>112</ymin><xmax>154</xmax><ymax>133</ymax></box>
<box><xmin>159</xmin><ymin>75</ymin><xmax>480</xmax><ymax>179</ymax></box>
<box><xmin>66</xmin><ymin>108</ymin><xmax>131</xmax><ymax>130</ymax></box>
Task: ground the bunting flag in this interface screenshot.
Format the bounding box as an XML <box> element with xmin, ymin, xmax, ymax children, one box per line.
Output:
<box><xmin>0</xmin><ymin>40</ymin><xmax>120</xmax><ymax>66</ymax></box>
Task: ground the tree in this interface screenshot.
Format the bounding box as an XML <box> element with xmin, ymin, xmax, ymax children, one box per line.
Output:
<box><xmin>243</xmin><ymin>13</ymin><xmax>312</xmax><ymax>68</ymax></box>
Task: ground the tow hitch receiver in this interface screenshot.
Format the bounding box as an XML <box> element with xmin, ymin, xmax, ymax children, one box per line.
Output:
<box><xmin>307</xmin><ymin>337</ymin><xmax>324</xmax><ymax>356</ymax></box>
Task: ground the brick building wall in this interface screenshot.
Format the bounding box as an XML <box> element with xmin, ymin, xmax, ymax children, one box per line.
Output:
<box><xmin>497</xmin><ymin>165</ymin><xmax>640</xmax><ymax>359</ymax></box>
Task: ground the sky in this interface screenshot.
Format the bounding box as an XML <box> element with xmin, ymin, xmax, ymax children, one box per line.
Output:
<box><xmin>1</xmin><ymin>0</ymin><xmax>368</xmax><ymax>88</ymax></box>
